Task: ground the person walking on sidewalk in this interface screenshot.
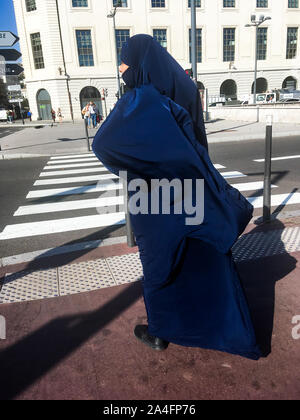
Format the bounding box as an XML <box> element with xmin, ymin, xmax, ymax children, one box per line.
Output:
<box><xmin>92</xmin><ymin>34</ymin><xmax>261</xmax><ymax>360</ymax></box>
<box><xmin>51</xmin><ymin>109</ymin><xmax>56</xmax><ymax>123</ymax></box>
<box><xmin>57</xmin><ymin>108</ymin><xmax>63</xmax><ymax>123</ymax></box>
<box><xmin>88</xmin><ymin>102</ymin><xmax>97</xmax><ymax>128</ymax></box>
<box><xmin>82</xmin><ymin>103</ymin><xmax>91</xmax><ymax>128</ymax></box>
<box><xmin>27</xmin><ymin>110</ymin><xmax>32</xmax><ymax>122</ymax></box>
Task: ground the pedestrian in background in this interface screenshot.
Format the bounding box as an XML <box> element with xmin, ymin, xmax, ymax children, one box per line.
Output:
<box><xmin>27</xmin><ymin>110</ymin><xmax>32</xmax><ymax>121</ymax></box>
<box><xmin>82</xmin><ymin>103</ymin><xmax>91</xmax><ymax>127</ymax></box>
<box><xmin>7</xmin><ymin>110</ymin><xmax>13</xmax><ymax>123</ymax></box>
<box><xmin>89</xmin><ymin>102</ymin><xmax>97</xmax><ymax>128</ymax></box>
<box><xmin>57</xmin><ymin>108</ymin><xmax>63</xmax><ymax>123</ymax></box>
<box><xmin>51</xmin><ymin>109</ymin><xmax>56</xmax><ymax>123</ymax></box>
<box><xmin>92</xmin><ymin>34</ymin><xmax>261</xmax><ymax>360</ymax></box>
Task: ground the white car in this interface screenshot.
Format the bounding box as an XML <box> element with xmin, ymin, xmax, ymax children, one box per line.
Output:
<box><xmin>0</xmin><ymin>108</ymin><xmax>7</xmax><ymax>121</ymax></box>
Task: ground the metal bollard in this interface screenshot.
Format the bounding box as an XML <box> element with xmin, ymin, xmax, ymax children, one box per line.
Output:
<box><xmin>263</xmin><ymin>115</ymin><xmax>273</xmax><ymax>222</ymax></box>
<box><xmin>122</xmin><ymin>178</ymin><xmax>136</xmax><ymax>248</ymax></box>
<box><xmin>84</xmin><ymin>118</ymin><xmax>91</xmax><ymax>152</ymax></box>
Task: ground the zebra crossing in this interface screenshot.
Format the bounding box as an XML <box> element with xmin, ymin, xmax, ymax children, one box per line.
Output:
<box><xmin>0</xmin><ymin>153</ymin><xmax>300</xmax><ymax>257</ymax></box>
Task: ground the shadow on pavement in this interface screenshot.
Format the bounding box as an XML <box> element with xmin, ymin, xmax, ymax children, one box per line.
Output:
<box><xmin>0</xmin><ymin>281</ymin><xmax>143</xmax><ymax>400</ymax></box>
<box><xmin>237</xmin><ymin>217</ymin><xmax>297</xmax><ymax>357</ymax></box>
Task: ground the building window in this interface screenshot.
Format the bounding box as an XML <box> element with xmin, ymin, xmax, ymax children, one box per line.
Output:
<box><xmin>113</xmin><ymin>0</ymin><xmax>128</xmax><ymax>6</ymax></box>
<box><xmin>153</xmin><ymin>29</ymin><xmax>167</xmax><ymax>49</ymax></box>
<box><xmin>223</xmin><ymin>0</ymin><xmax>235</xmax><ymax>7</ymax></box>
<box><xmin>288</xmin><ymin>0</ymin><xmax>299</xmax><ymax>7</ymax></box>
<box><xmin>257</xmin><ymin>27</ymin><xmax>268</xmax><ymax>60</ymax></box>
<box><xmin>223</xmin><ymin>28</ymin><xmax>235</xmax><ymax>62</ymax></box>
<box><xmin>30</xmin><ymin>33</ymin><xmax>45</xmax><ymax>69</ymax></box>
<box><xmin>188</xmin><ymin>0</ymin><xmax>201</xmax><ymax>7</ymax></box>
<box><xmin>25</xmin><ymin>0</ymin><xmax>36</xmax><ymax>12</ymax></box>
<box><xmin>76</xmin><ymin>30</ymin><xmax>94</xmax><ymax>66</ymax></box>
<box><xmin>151</xmin><ymin>0</ymin><xmax>165</xmax><ymax>7</ymax></box>
<box><xmin>72</xmin><ymin>0</ymin><xmax>88</xmax><ymax>6</ymax></box>
<box><xmin>286</xmin><ymin>27</ymin><xmax>298</xmax><ymax>58</ymax></box>
<box><xmin>189</xmin><ymin>28</ymin><xmax>202</xmax><ymax>63</ymax></box>
<box><xmin>115</xmin><ymin>29</ymin><xmax>130</xmax><ymax>65</ymax></box>
<box><xmin>256</xmin><ymin>0</ymin><xmax>268</xmax><ymax>7</ymax></box>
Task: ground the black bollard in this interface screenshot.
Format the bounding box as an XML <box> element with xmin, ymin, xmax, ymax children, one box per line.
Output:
<box><xmin>263</xmin><ymin>115</ymin><xmax>273</xmax><ymax>222</ymax></box>
<box><xmin>122</xmin><ymin>178</ymin><xmax>136</xmax><ymax>248</ymax></box>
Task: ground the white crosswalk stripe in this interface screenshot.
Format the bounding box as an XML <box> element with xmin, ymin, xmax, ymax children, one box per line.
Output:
<box><xmin>0</xmin><ymin>157</ymin><xmax>299</xmax><ymax>247</ymax></box>
<box><xmin>0</xmin><ymin>213</ymin><xmax>126</xmax><ymax>240</ymax></box>
<box><xmin>50</xmin><ymin>153</ymin><xmax>95</xmax><ymax>160</ymax></box>
<box><xmin>48</xmin><ymin>157</ymin><xmax>99</xmax><ymax>164</ymax></box>
<box><xmin>254</xmin><ymin>154</ymin><xmax>300</xmax><ymax>162</ymax></box>
<box><xmin>34</xmin><ymin>174</ymin><xmax>118</xmax><ymax>185</ymax></box>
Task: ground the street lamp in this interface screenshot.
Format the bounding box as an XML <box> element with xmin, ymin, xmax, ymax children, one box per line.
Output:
<box><xmin>107</xmin><ymin>3</ymin><xmax>122</xmax><ymax>100</ymax></box>
<box><xmin>245</xmin><ymin>14</ymin><xmax>271</xmax><ymax>105</ymax></box>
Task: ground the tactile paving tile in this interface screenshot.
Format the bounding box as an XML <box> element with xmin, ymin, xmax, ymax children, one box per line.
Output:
<box><xmin>58</xmin><ymin>259</ymin><xmax>116</xmax><ymax>296</ymax></box>
<box><xmin>0</xmin><ymin>269</ymin><xmax>58</xmax><ymax>304</ymax></box>
<box><xmin>106</xmin><ymin>253</ymin><xmax>143</xmax><ymax>285</ymax></box>
<box><xmin>232</xmin><ymin>226</ymin><xmax>300</xmax><ymax>261</ymax></box>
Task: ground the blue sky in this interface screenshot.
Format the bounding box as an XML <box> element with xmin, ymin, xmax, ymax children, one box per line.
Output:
<box><xmin>0</xmin><ymin>0</ymin><xmax>19</xmax><ymax>51</ymax></box>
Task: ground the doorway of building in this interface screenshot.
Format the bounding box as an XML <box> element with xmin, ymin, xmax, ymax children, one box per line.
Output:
<box><xmin>80</xmin><ymin>86</ymin><xmax>103</xmax><ymax>117</ymax></box>
<box><xmin>251</xmin><ymin>78</ymin><xmax>268</xmax><ymax>94</ymax></box>
<box><xmin>36</xmin><ymin>89</ymin><xmax>52</xmax><ymax>120</ymax></box>
<box><xmin>220</xmin><ymin>79</ymin><xmax>237</xmax><ymax>100</ymax></box>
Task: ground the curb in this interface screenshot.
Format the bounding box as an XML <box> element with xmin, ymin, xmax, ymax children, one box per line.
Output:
<box><xmin>1</xmin><ymin>132</ymin><xmax>299</xmax><ymax>160</ymax></box>
<box><xmin>207</xmin><ymin>130</ymin><xmax>300</xmax><ymax>143</ymax></box>
<box><xmin>0</xmin><ymin>153</ymin><xmax>51</xmax><ymax>159</ymax></box>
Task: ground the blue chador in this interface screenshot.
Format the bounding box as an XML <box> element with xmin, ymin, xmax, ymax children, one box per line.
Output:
<box><xmin>92</xmin><ymin>35</ymin><xmax>261</xmax><ymax>360</ymax></box>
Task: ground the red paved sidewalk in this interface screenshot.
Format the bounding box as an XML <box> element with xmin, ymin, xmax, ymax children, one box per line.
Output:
<box><xmin>0</xmin><ymin>218</ymin><xmax>300</xmax><ymax>400</ymax></box>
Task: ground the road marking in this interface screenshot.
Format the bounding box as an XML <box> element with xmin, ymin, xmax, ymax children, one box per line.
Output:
<box><xmin>26</xmin><ymin>183</ymin><xmax>122</xmax><ymax>198</ymax></box>
<box><xmin>220</xmin><ymin>171</ymin><xmax>247</xmax><ymax>179</ymax></box>
<box><xmin>248</xmin><ymin>192</ymin><xmax>300</xmax><ymax>208</ymax></box>
<box><xmin>34</xmin><ymin>173</ymin><xmax>118</xmax><ymax>185</ymax></box>
<box><xmin>48</xmin><ymin>157</ymin><xmax>98</xmax><ymax>164</ymax></box>
<box><xmin>50</xmin><ymin>154</ymin><xmax>95</xmax><ymax>160</ymax></box>
<box><xmin>214</xmin><ymin>164</ymin><xmax>226</xmax><ymax>169</ymax></box>
<box><xmin>14</xmin><ymin>196</ymin><xmax>124</xmax><ymax>216</ymax></box>
<box><xmin>231</xmin><ymin>181</ymin><xmax>277</xmax><ymax>192</ymax></box>
<box><xmin>44</xmin><ymin>162</ymin><xmax>104</xmax><ymax>169</ymax></box>
<box><xmin>0</xmin><ymin>213</ymin><xmax>126</xmax><ymax>240</ymax></box>
<box><xmin>40</xmin><ymin>167</ymin><xmax>109</xmax><ymax>177</ymax></box>
<box><xmin>254</xmin><ymin>155</ymin><xmax>300</xmax><ymax>162</ymax></box>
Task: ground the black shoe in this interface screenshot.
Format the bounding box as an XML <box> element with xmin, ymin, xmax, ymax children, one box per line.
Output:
<box><xmin>134</xmin><ymin>325</ymin><xmax>168</xmax><ymax>351</ymax></box>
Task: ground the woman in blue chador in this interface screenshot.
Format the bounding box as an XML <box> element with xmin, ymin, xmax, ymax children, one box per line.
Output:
<box><xmin>92</xmin><ymin>34</ymin><xmax>261</xmax><ymax>360</ymax></box>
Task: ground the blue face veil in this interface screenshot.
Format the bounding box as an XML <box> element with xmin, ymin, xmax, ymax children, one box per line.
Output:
<box><xmin>121</xmin><ymin>34</ymin><xmax>208</xmax><ymax>150</ymax></box>
<box><xmin>92</xmin><ymin>34</ymin><xmax>261</xmax><ymax>360</ymax></box>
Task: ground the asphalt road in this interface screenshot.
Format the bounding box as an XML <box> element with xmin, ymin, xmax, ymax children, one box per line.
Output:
<box><xmin>0</xmin><ymin>136</ymin><xmax>299</xmax><ymax>259</ymax></box>
<box><xmin>0</xmin><ymin>126</ymin><xmax>25</xmax><ymax>139</ymax></box>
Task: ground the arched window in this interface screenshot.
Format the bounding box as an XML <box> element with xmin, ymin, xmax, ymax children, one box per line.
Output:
<box><xmin>251</xmin><ymin>78</ymin><xmax>268</xmax><ymax>94</ymax></box>
<box><xmin>36</xmin><ymin>89</ymin><xmax>52</xmax><ymax>120</ymax></box>
<box><xmin>282</xmin><ymin>76</ymin><xmax>297</xmax><ymax>90</ymax></box>
<box><xmin>220</xmin><ymin>79</ymin><xmax>237</xmax><ymax>100</ymax></box>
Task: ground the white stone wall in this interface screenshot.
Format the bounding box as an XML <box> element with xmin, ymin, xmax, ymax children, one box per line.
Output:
<box><xmin>12</xmin><ymin>0</ymin><xmax>300</xmax><ymax>121</ymax></box>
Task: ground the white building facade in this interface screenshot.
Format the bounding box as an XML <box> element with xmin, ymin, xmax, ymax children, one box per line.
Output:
<box><xmin>13</xmin><ymin>0</ymin><xmax>300</xmax><ymax>121</ymax></box>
